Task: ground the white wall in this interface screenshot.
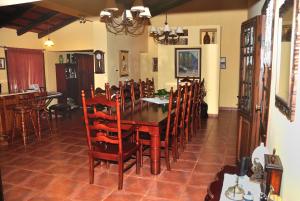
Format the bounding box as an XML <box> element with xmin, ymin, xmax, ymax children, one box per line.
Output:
<box><xmin>249</xmin><ymin>0</ymin><xmax>300</xmax><ymax>200</ymax></box>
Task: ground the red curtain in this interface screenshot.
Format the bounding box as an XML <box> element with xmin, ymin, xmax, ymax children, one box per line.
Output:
<box><xmin>6</xmin><ymin>48</ymin><xmax>45</xmax><ymax>93</ymax></box>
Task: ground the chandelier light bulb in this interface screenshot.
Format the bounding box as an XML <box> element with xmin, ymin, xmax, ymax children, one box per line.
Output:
<box><xmin>139</xmin><ymin>7</ymin><xmax>151</xmax><ymax>18</ymax></box>
<box><xmin>44</xmin><ymin>38</ymin><xmax>54</xmax><ymax>47</ymax></box>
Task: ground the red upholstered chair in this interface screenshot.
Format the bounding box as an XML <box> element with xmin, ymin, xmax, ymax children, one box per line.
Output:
<box><xmin>139</xmin><ymin>87</ymin><xmax>175</xmax><ymax>170</ymax></box>
<box><xmin>81</xmin><ymin>91</ymin><xmax>140</xmax><ymax>190</ymax></box>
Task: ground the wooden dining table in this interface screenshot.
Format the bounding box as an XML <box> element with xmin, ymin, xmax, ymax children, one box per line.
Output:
<box><xmin>121</xmin><ymin>100</ymin><xmax>170</xmax><ymax>175</ymax></box>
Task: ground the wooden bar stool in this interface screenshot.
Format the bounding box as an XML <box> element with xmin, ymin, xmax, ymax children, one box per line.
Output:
<box><xmin>11</xmin><ymin>94</ymin><xmax>38</xmax><ymax>147</ymax></box>
<box><xmin>32</xmin><ymin>92</ymin><xmax>52</xmax><ymax>139</ymax></box>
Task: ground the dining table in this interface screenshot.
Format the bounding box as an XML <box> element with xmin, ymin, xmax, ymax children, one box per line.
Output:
<box><xmin>121</xmin><ymin>100</ymin><xmax>170</xmax><ymax>175</ymax></box>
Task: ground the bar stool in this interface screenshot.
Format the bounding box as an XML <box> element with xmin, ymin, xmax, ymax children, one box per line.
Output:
<box><xmin>11</xmin><ymin>94</ymin><xmax>38</xmax><ymax>147</ymax></box>
<box><xmin>32</xmin><ymin>91</ymin><xmax>52</xmax><ymax>139</ymax></box>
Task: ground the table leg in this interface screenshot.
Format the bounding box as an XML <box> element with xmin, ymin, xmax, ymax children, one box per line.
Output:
<box><xmin>150</xmin><ymin>126</ymin><xmax>161</xmax><ymax>175</ymax></box>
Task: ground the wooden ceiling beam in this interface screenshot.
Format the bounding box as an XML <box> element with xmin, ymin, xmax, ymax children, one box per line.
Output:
<box><xmin>17</xmin><ymin>11</ymin><xmax>59</xmax><ymax>36</ymax></box>
<box><xmin>149</xmin><ymin>0</ymin><xmax>191</xmax><ymax>16</ymax></box>
<box><xmin>38</xmin><ymin>16</ymin><xmax>77</xmax><ymax>38</ymax></box>
<box><xmin>0</xmin><ymin>4</ymin><xmax>34</xmax><ymax>28</ymax></box>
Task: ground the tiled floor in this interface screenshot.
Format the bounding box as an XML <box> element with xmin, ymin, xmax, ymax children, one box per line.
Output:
<box><xmin>0</xmin><ymin>110</ymin><xmax>237</xmax><ymax>201</ymax></box>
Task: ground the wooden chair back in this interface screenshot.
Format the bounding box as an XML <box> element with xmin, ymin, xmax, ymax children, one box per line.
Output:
<box><xmin>163</xmin><ymin>87</ymin><xmax>174</xmax><ymax>143</ymax></box>
<box><xmin>81</xmin><ymin>90</ymin><xmax>123</xmax><ymax>152</ymax></box>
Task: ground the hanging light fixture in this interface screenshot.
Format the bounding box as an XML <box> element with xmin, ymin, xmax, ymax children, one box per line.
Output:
<box><xmin>44</xmin><ymin>21</ymin><xmax>54</xmax><ymax>47</ymax></box>
<box><xmin>150</xmin><ymin>13</ymin><xmax>184</xmax><ymax>45</ymax></box>
<box><xmin>99</xmin><ymin>0</ymin><xmax>151</xmax><ymax>36</ymax></box>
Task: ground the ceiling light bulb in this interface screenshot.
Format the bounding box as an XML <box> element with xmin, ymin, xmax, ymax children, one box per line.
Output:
<box><xmin>100</xmin><ymin>10</ymin><xmax>111</xmax><ymax>18</ymax></box>
<box><xmin>44</xmin><ymin>38</ymin><xmax>54</xmax><ymax>47</ymax></box>
<box><xmin>125</xmin><ymin>10</ymin><xmax>133</xmax><ymax>21</ymax></box>
<box><xmin>163</xmin><ymin>23</ymin><xmax>171</xmax><ymax>32</ymax></box>
<box><xmin>131</xmin><ymin>6</ymin><xmax>144</xmax><ymax>12</ymax></box>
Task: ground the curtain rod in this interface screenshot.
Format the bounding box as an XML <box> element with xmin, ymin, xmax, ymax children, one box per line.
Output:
<box><xmin>0</xmin><ymin>46</ymin><xmax>45</xmax><ymax>51</ymax></box>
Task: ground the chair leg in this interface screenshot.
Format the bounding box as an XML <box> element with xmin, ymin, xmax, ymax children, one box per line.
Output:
<box><xmin>20</xmin><ymin>112</ymin><xmax>27</xmax><ymax>147</ymax></box>
<box><xmin>44</xmin><ymin>110</ymin><xmax>53</xmax><ymax>135</ymax></box>
<box><xmin>36</xmin><ymin>110</ymin><xmax>41</xmax><ymax>140</ymax></box>
<box><xmin>89</xmin><ymin>154</ymin><xmax>94</xmax><ymax>184</ymax></box>
<box><xmin>140</xmin><ymin>143</ymin><xmax>143</xmax><ymax>167</ymax></box>
<box><xmin>136</xmin><ymin>147</ymin><xmax>140</xmax><ymax>174</ymax></box>
<box><xmin>165</xmin><ymin>145</ymin><xmax>171</xmax><ymax>171</ymax></box>
<box><xmin>118</xmin><ymin>159</ymin><xmax>124</xmax><ymax>190</ymax></box>
<box><xmin>172</xmin><ymin>136</ymin><xmax>178</xmax><ymax>162</ymax></box>
<box><xmin>11</xmin><ymin>112</ymin><xmax>17</xmax><ymax>144</ymax></box>
<box><xmin>29</xmin><ymin>111</ymin><xmax>38</xmax><ymax>140</ymax></box>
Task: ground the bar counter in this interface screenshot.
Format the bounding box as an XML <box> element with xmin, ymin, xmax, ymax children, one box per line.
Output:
<box><xmin>0</xmin><ymin>91</ymin><xmax>61</xmax><ymax>145</ymax></box>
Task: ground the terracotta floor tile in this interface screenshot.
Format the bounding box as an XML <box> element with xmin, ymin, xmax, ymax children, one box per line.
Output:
<box><xmin>71</xmin><ymin>183</ymin><xmax>111</xmax><ymax>200</ymax></box>
<box><xmin>179</xmin><ymin>152</ymin><xmax>199</xmax><ymax>161</ymax></box>
<box><xmin>93</xmin><ymin>172</ymin><xmax>119</xmax><ymax>188</ymax></box>
<box><xmin>147</xmin><ymin>181</ymin><xmax>184</xmax><ymax>200</ymax></box>
<box><xmin>4</xmin><ymin>186</ymin><xmax>36</xmax><ymax>201</ymax></box>
<box><xmin>194</xmin><ymin>164</ymin><xmax>222</xmax><ymax>174</ymax></box>
<box><xmin>170</xmin><ymin>160</ymin><xmax>196</xmax><ymax>171</ymax></box>
<box><xmin>22</xmin><ymin>173</ymin><xmax>55</xmax><ymax>190</ymax></box>
<box><xmin>0</xmin><ymin>110</ymin><xmax>237</xmax><ymax>200</ymax></box>
<box><xmin>103</xmin><ymin>190</ymin><xmax>143</xmax><ymax>201</ymax></box>
<box><xmin>3</xmin><ymin>169</ymin><xmax>36</xmax><ymax>185</ymax></box>
<box><xmin>158</xmin><ymin>170</ymin><xmax>191</xmax><ymax>184</ymax></box>
<box><xmin>123</xmin><ymin>176</ymin><xmax>153</xmax><ymax>194</ymax></box>
<box><xmin>45</xmin><ymin>177</ymin><xmax>81</xmax><ymax>197</ymax></box>
<box><xmin>188</xmin><ymin>173</ymin><xmax>215</xmax><ymax>187</ymax></box>
<box><xmin>198</xmin><ymin>153</ymin><xmax>224</xmax><ymax>164</ymax></box>
<box><xmin>179</xmin><ymin>185</ymin><xmax>208</xmax><ymax>201</ymax></box>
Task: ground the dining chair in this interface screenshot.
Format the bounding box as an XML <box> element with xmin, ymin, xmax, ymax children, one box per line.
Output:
<box><xmin>172</xmin><ymin>85</ymin><xmax>182</xmax><ymax>161</ymax></box>
<box><xmin>81</xmin><ymin>90</ymin><xmax>140</xmax><ymax>190</ymax></box>
<box><xmin>191</xmin><ymin>80</ymin><xmax>200</xmax><ymax>136</ymax></box>
<box><xmin>178</xmin><ymin>83</ymin><xmax>188</xmax><ymax>150</ymax></box>
<box><xmin>139</xmin><ymin>87</ymin><xmax>174</xmax><ymax>170</ymax></box>
<box><xmin>184</xmin><ymin>82</ymin><xmax>194</xmax><ymax>143</ymax></box>
<box><xmin>146</xmin><ymin>78</ymin><xmax>155</xmax><ymax>97</ymax></box>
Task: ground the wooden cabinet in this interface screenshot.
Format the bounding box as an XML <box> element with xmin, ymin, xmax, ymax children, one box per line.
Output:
<box><xmin>237</xmin><ymin>16</ymin><xmax>263</xmax><ymax>161</ymax></box>
<box><xmin>55</xmin><ymin>54</ymin><xmax>94</xmax><ymax>105</ymax></box>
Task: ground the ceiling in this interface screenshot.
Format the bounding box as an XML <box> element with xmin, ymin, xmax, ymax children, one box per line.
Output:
<box><xmin>0</xmin><ymin>0</ymin><xmax>257</xmax><ymax>38</ymax></box>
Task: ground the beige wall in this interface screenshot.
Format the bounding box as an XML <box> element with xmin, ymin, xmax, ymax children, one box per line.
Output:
<box><xmin>106</xmin><ymin>31</ymin><xmax>148</xmax><ymax>86</ymax></box>
<box><xmin>249</xmin><ymin>0</ymin><xmax>300</xmax><ymax>200</ymax></box>
<box><xmin>148</xmin><ymin>6</ymin><xmax>248</xmax><ymax>108</ymax></box>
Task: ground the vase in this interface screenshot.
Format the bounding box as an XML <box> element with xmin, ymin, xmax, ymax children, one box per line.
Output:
<box><xmin>203</xmin><ymin>32</ymin><xmax>211</xmax><ymax>44</ymax></box>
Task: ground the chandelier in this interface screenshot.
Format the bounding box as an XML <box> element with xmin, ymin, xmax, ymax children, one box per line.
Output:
<box><xmin>100</xmin><ymin>0</ymin><xmax>151</xmax><ymax>36</ymax></box>
<box><xmin>150</xmin><ymin>13</ymin><xmax>184</xmax><ymax>45</ymax></box>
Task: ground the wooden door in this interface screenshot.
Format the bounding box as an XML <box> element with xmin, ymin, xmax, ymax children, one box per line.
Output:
<box><xmin>237</xmin><ymin>16</ymin><xmax>263</xmax><ymax>161</ymax></box>
<box><xmin>74</xmin><ymin>54</ymin><xmax>94</xmax><ymax>104</ymax></box>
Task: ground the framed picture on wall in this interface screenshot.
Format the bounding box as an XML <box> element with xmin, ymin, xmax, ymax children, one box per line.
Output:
<box><xmin>119</xmin><ymin>50</ymin><xmax>129</xmax><ymax>77</ymax></box>
<box><xmin>152</xmin><ymin>57</ymin><xmax>158</xmax><ymax>72</ymax></box>
<box><xmin>175</xmin><ymin>48</ymin><xmax>201</xmax><ymax>78</ymax></box>
<box><xmin>0</xmin><ymin>58</ymin><xmax>5</xmax><ymax>70</ymax></box>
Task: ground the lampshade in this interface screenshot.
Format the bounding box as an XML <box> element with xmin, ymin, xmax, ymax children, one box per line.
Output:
<box><xmin>44</xmin><ymin>38</ymin><xmax>54</xmax><ymax>47</ymax></box>
<box><xmin>100</xmin><ymin>10</ymin><xmax>112</xmax><ymax>18</ymax></box>
<box><xmin>150</xmin><ymin>26</ymin><xmax>157</xmax><ymax>34</ymax></box>
<box><xmin>169</xmin><ymin>30</ymin><xmax>176</xmax><ymax>36</ymax></box>
<box><xmin>139</xmin><ymin>7</ymin><xmax>151</xmax><ymax>18</ymax></box>
<box><xmin>176</xmin><ymin>27</ymin><xmax>184</xmax><ymax>34</ymax></box>
<box><xmin>125</xmin><ymin>10</ymin><xmax>133</xmax><ymax>21</ymax></box>
<box><xmin>163</xmin><ymin>23</ymin><xmax>171</xmax><ymax>32</ymax></box>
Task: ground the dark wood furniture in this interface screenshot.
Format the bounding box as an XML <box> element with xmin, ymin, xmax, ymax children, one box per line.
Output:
<box><xmin>237</xmin><ymin>15</ymin><xmax>263</xmax><ymax>162</ymax></box>
<box><xmin>121</xmin><ymin>100</ymin><xmax>171</xmax><ymax>175</ymax></box>
<box><xmin>55</xmin><ymin>54</ymin><xmax>94</xmax><ymax>105</ymax></box>
<box><xmin>11</xmin><ymin>93</ymin><xmax>38</xmax><ymax>147</ymax></box>
<box><xmin>139</xmin><ymin>88</ymin><xmax>174</xmax><ymax>170</ymax></box>
<box><xmin>0</xmin><ymin>91</ymin><xmax>61</xmax><ymax>145</ymax></box>
<box><xmin>0</xmin><ymin>170</ymin><xmax>3</xmax><ymax>201</ymax></box>
<box><xmin>49</xmin><ymin>103</ymin><xmax>71</xmax><ymax>121</ymax></box>
<box><xmin>81</xmin><ymin>91</ymin><xmax>140</xmax><ymax>190</ymax></box>
<box><xmin>32</xmin><ymin>91</ymin><xmax>52</xmax><ymax>139</ymax></box>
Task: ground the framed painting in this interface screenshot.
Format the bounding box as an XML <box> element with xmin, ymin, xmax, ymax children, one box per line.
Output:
<box><xmin>0</xmin><ymin>58</ymin><xmax>5</xmax><ymax>70</ymax></box>
<box><xmin>119</xmin><ymin>50</ymin><xmax>129</xmax><ymax>77</ymax></box>
<box><xmin>175</xmin><ymin>48</ymin><xmax>201</xmax><ymax>78</ymax></box>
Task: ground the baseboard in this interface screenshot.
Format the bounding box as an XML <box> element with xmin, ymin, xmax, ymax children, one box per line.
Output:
<box><xmin>219</xmin><ymin>107</ymin><xmax>238</xmax><ymax>111</ymax></box>
<box><xmin>208</xmin><ymin>114</ymin><xmax>218</xmax><ymax>118</ymax></box>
